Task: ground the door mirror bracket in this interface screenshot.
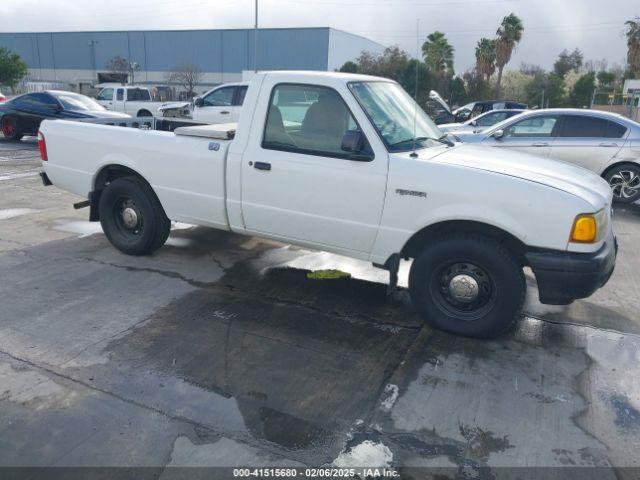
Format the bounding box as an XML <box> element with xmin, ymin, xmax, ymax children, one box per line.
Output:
<box><xmin>492</xmin><ymin>129</ymin><xmax>505</xmax><ymax>140</ymax></box>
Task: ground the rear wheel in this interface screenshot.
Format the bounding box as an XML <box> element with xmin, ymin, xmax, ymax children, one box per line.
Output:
<box><xmin>1</xmin><ymin>116</ymin><xmax>23</xmax><ymax>141</ymax></box>
<box><xmin>605</xmin><ymin>164</ymin><xmax>640</xmax><ymax>204</ymax></box>
<box><xmin>409</xmin><ymin>233</ymin><xmax>525</xmax><ymax>338</ymax></box>
<box><xmin>98</xmin><ymin>176</ymin><xmax>170</xmax><ymax>255</ymax></box>
<box><xmin>137</xmin><ymin>110</ymin><xmax>152</xmax><ymax>118</ymax></box>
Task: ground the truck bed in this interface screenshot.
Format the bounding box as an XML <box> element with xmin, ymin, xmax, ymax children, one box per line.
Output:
<box><xmin>40</xmin><ymin>118</ymin><xmax>232</xmax><ymax>230</ymax></box>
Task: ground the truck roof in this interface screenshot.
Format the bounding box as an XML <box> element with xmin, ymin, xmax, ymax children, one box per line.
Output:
<box><xmin>258</xmin><ymin>70</ymin><xmax>391</xmax><ymax>84</ymax></box>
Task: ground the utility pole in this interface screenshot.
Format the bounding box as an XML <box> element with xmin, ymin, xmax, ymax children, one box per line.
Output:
<box><xmin>254</xmin><ymin>0</ymin><xmax>258</xmax><ymax>73</ymax></box>
<box><xmin>88</xmin><ymin>40</ymin><xmax>99</xmax><ymax>84</ymax></box>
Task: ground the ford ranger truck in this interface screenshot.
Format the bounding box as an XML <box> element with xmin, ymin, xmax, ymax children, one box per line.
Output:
<box><xmin>38</xmin><ymin>71</ymin><xmax>617</xmax><ymax>338</ymax></box>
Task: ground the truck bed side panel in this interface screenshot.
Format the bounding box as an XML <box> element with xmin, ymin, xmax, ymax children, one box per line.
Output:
<box><xmin>41</xmin><ymin>120</ymin><xmax>230</xmax><ymax>229</ymax></box>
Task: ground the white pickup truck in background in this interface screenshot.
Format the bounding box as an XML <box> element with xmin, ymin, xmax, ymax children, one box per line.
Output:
<box><xmin>39</xmin><ymin>71</ymin><xmax>617</xmax><ymax>338</ymax></box>
<box><xmin>191</xmin><ymin>82</ymin><xmax>248</xmax><ymax>123</ymax></box>
<box><xmin>96</xmin><ymin>85</ymin><xmax>165</xmax><ymax>117</ymax></box>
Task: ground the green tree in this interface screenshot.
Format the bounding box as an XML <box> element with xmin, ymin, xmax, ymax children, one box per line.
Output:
<box><xmin>494</xmin><ymin>13</ymin><xmax>524</xmax><ymax>97</ymax></box>
<box><xmin>524</xmin><ymin>72</ymin><xmax>565</xmax><ymax>108</ymax></box>
<box><xmin>0</xmin><ymin>47</ymin><xmax>28</xmax><ymax>91</ymax></box>
<box><xmin>475</xmin><ymin>38</ymin><xmax>496</xmax><ymax>82</ymax></box>
<box><xmin>422</xmin><ymin>31</ymin><xmax>454</xmax><ymax>75</ymax></box>
<box><xmin>626</xmin><ymin>17</ymin><xmax>640</xmax><ymax>78</ymax></box>
<box><xmin>569</xmin><ymin>72</ymin><xmax>596</xmax><ymax>108</ymax></box>
<box><xmin>338</xmin><ymin>61</ymin><xmax>358</xmax><ymax>73</ymax></box>
<box><xmin>422</xmin><ymin>31</ymin><xmax>455</xmax><ymax>98</ymax></box>
<box><xmin>399</xmin><ymin>59</ymin><xmax>435</xmax><ymax>106</ymax></box>
<box><xmin>596</xmin><ymin>70</ymin><xmax>616</xmax><ymax>89</ymax></box>
<box><xmin>553</xmin><ymin>49</ymin><xmax>583</xmax><ymax>77</ymax></box>
<box><xmin>464</xmin><ymin>69</ymin><xmax>491</xmax><ymax>101</ymax></box>
<box><xmin>355</xmin><ymin>46</ymin><xmax>410</xmax><ymax>83</ymax></box>
<box><xmin>449</xmin><ymin>76</ymin><xmax>468</xmax><ymax>106</ymax></box>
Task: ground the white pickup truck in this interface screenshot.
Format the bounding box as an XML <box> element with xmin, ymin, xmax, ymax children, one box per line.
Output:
<box><xmin>39</xmin><ymin>71</ymin><xmax>617</xmax><ymax>338</ymax></box>
<box><xmin>96</xmin><ymin>85</ymin><xmax>164</xmax><ymax>118</ymax></box>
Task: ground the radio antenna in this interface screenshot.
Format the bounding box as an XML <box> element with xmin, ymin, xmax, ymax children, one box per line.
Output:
<box><xmin>410</xmin><ymin>19</ymin><xmax>420</xmax><ymax>158</ymax></box>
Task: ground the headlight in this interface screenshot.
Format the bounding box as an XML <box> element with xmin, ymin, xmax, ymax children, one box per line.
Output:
<box><xmin>570</xmin><ymin>209</ymin><xmax>606</xmax><ymax>244</ymax></box>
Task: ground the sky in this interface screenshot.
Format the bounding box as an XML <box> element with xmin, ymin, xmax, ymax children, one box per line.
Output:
<box><xmin>1</xmin><ymin>0</ymin><xmax>636</xmax><ymax>73</ymax></box>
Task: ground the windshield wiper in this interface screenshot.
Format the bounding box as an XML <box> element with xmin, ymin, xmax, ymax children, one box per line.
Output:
<box><xmin>390</xmin><ymin>135</ymin><xmax>454</xmax><ymax>148</ymax></box>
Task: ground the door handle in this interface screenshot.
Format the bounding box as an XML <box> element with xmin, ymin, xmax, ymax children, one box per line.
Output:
<box><xmin>220</xmin><ymin>111</ymin><xmax>230</xmax><ymax>115</ymax></box>
<box><xmin>599</xmin><ymin>142</ymin><xmax>618</xmax><ymax>147</ymax></box>
<box><xmin>253</xmin><ymin>161</ymin><xmax>271</xmax><ymax>171</ymax></box>
<box><xmin>531</xmin><ymin>142</ymin><xmax>549</xmax><ymax>147</ymax></box>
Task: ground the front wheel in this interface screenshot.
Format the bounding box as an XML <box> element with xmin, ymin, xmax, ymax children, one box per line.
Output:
<box><xmin>98</xmin><ymin>176</ymin><xmax>171</xmax><ymax>255</ymax></box>
<box><xmin>604</xmin><ymin>164</ymin><xmax>640</xmax><ymax>204</ymax></box>
<box><xmin>409</xmin><ymin>233</ymin><xmax>525</xmax><ymax>338</ymax></box>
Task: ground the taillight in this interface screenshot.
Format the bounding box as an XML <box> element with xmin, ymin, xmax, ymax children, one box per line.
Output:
<box><xmin>38</xmin><ymin>131</ymin><xmax>47</xmax><ymax>161</ymax></box>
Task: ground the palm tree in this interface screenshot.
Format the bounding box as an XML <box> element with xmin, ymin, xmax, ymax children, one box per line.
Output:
<box><xmin>422</xmin><ymin>31</ymin><xmax>455</xmax><ymax>75</ymax></box>
<box><xmin>494</xmin><ymin>13</ymin><xmax>524</xmax><ymax>97</ymax></box>
<box><xmin>626</xmin><ymin>17</ymin><xmax>640</xmax><ymax>78</ymax></box>
<box><xmin>475</xmin><ymin>38</ymin><xmax>496</xmax><ymax>83</ymax></box>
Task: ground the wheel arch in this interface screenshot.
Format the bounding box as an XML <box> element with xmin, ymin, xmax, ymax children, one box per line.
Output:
<box><xmin>601</xmin><ymin>160</ymin><xmax>640</xmax><ymax>178</ymax></box>
<box><xmin>90</xmin><ymin>164</ymin><xmax>158</xmax><ymax>221</ymax></box>
<box><xmin>401</xmin><ymin>220</ymin><xmax>528</xmax><ymax>266</ymax></box>
<box><xmin>136</xmin><ymin>109</ymin><xmax>152</xmax><ymax>117</ymax></box>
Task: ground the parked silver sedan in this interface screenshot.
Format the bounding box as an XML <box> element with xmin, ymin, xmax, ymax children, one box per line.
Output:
<box><xmin>454</xmin><ymin>109</ymin><xmax>640</xmax><ymax>203</ymax></box>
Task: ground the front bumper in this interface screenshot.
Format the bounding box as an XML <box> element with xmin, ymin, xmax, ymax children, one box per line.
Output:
<box><xmin>526</xmin><ymin>237</ymin><xmax>618</xmax><ymax>305</ymax></box>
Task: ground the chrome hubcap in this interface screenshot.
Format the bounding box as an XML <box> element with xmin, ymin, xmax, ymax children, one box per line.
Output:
<box><xmin>609</xmin><ymin>170</ymin><xmax>640</xmax><ymax>199</ymax></box>
<box><xmin>121</xmin><ymin>206</ymin><xmax>139</xmax><ymax>229</ymax></box>
<box><xmin>448</xmin><ymin>274</ymin><xmax>480</xmax><ymax>303</ymax></box>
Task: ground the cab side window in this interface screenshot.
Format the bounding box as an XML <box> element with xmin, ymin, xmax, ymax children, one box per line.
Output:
<box><xmin>97</xmin><ymin>88</ymin><xmax>113</xmax><ymax>101</ymax></box>
<box><xmin>504</xmin><ymin>115</ymin><xmax>558</xmax><ymax>138</ymax></box>
<box><xmin>203</xmin><ymin>87</ymin><xmax>235</xmax><ymax>107</ymax></box>
<box><xmin>262</xmin><ymin>83</ymin><xmax>370</xmax><ymax>159</ymax></box>
<box><xmin>116</xmin><ymin>89</ymin><xmax>124</xmax><ymax>101</ymax></box>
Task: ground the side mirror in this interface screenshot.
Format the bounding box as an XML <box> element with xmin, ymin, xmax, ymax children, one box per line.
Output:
<box><xmin>492</xmin><ymin>129</ymin><xmax>505</xmax><ymax>140</ymax></box>
<box><xmin>341</xmin><ymin>130</ymin><xmax>373</xmax><ymax>161</ymax></box>
<box><xmin>470</xmin><ymin>120</ymin><xmax>477</xmax><ymax>127</ymax></box>
<box><xmin>194</xmin><ymin>97</ymin><xmax>204</xmax><ymax>108</ymax></box>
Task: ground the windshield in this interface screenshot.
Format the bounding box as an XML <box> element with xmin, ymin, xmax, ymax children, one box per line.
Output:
<box><xmin>348</xmin><ymin>81</ymin><xmax>443</xmax><ymax>152</ymax></box>
<box><xmin>54</xmin><ymin>93</ymin><xmax>104</xmax><ymax>111</ymax></box>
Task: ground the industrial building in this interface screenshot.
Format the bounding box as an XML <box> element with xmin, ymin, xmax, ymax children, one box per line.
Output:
<box><xmin>0</xmin><ymin>28</ymin><xmax>383</xmax><ymax>94</ymax></box>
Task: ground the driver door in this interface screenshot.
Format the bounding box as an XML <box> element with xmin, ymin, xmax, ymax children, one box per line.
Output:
<box><xmin>240</xmin><ymin>82</ymin><xmax>388</xmax><ymax>255</ymax></box>
<box><xmin>193</xmin><ymin>86</ymin><xmax>236</xmax><ymax>124</ymax></box>
<box><xmin>484</xmin><ymin>114</ymin><xmax>559</xmax><ymax>157</ymax></box>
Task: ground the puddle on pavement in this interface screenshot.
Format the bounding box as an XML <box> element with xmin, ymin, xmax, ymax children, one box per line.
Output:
<box><xmin>85</xmin><ymin>286</ymin><xmax>419</xmax><ymax>462</ymax></box>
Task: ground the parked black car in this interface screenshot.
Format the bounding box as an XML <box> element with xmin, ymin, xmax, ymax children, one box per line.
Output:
<box><xmin>0</xmin><ymin>91</ymin><xmax>130</xmax><ymax>141</ymax></box>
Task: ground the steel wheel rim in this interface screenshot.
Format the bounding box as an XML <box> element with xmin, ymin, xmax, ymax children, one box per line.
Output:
<box><xmin>609</xmin><ymin>170</ymin><xmax>640</xmax><ymax>200</ymax></box>
<box><xmin>112</xmin><ymin>197</ymin><xmax>143</xmax><ymax>240</ymax></box>
<box><xmin>429</xmin><ymin>261</ymin><xmax>496</xmax><ymax>322</ymax></box>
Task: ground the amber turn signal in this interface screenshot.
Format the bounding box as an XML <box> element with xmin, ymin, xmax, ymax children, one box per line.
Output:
<box><xmin>570</xmin><ymin>215</ymin><xmax>597</xmax><ymax>243</ymax></box>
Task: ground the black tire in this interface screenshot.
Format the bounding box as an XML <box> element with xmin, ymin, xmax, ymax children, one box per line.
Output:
<box><xmin>604</xmin><ymin>164</ymin><xmax>640</xmax><ymax>204</ymax></box>
<box><xmin>1</xmin><ymin>116</ymin><xmax>23</xmax><ymax>141</ymax></box>
<box><xmin>98</xmin><ymin>176</ymin><xmax>171</xmax><ymax>256</ymax></box>
<box><xmin>137</xmin><ymin>110</ymin><xmax>152</xmax><ymax>118</ymax></box>
<box><xmin>409</xmin><ymin>233</ymin><xmax>525</xmax><ymax>338</ymax></box>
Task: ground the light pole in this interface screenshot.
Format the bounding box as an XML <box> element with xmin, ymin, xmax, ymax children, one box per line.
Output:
<box><xmin>254</xmin><ymin>0</ymin><xmax>258</xmax><ymax>73</ymax></box>
<box><xmin>88</xmin><ymin>40</ymin><xmax>99</xmax><ymax>84</ymax></box>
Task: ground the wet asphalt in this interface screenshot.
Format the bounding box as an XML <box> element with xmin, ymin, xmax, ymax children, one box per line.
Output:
<box><xmin>0</xmin><ymin>136</ymin><xmax>639</xmax><ymax>478</ymax></box>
